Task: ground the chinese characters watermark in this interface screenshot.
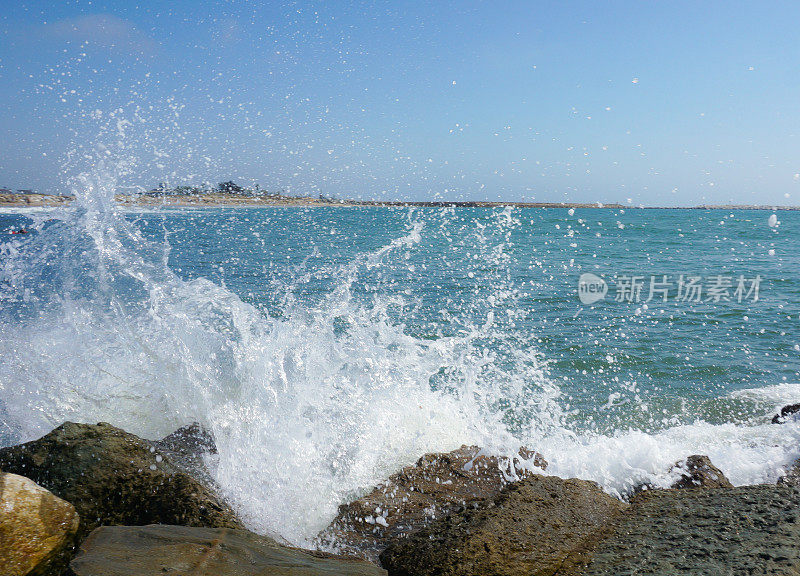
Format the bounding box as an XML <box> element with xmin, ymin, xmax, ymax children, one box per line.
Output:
<box><xmin>578</xmin><ymin>273</ymin><xmax>761</xmax><ymax>305</ymax></box>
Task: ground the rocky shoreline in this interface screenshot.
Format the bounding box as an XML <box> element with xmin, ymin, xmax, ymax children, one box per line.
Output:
<box><xmin>2</xmin><ymin>415</ymin><xmax>800</xmax><ymax>575</ymax></box>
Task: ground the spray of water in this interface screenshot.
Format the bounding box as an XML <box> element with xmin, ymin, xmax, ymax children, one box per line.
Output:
<box><xmin>0</xmin><ymin>141</ymin><xmax>567</xmax><ymax>542</ymax></box>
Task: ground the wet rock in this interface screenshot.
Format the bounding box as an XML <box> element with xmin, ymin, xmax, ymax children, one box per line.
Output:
<box><xmin>631</xmin><ymin>454</ymin><xmax>733</xmax><ymax>496</ymax></box>
<box><xmin>668</xmin><ymin>454</ymin><xmax>733</xmax><ymax>490</ymax></box>
<box><xmin>0</xmin><ymin>422</ymin><xmax>242</xmax><ymax>542</ymax></box>
<box><xmin>156</xmin><ymin>421</ymin><xmax>216</xmax><ymax>458</ymax></box>
<box><xmin>778</xmin><ymin>456</ymin><xmax>800</xmax><ymax>486</ymax></box>
<box><xmin>316</xmin><ymin>445</ymin><xmax>547</xmax><ymax>563</ymax></box>
<box><xmin>0</xmin><ymin>471</ymin><xmax>80</xmax><ymax>576</ymax></box>
<box><xmin>772</xmin><ymin>403</ymin><xmax>800</xmax><ymax>424</ymax></box>
<box><xmin>779</xmin><ymin>468</ymin><xmax>800</xmax><ymax>486</ymax></box>
<box><xmin>582</xmin><ymin>484</ymin><xmax>800</xmax><ymax>575</ymax></box>
<box><xmin>67</xmin><ymin>524</ymin><xmax>386</xmax><ymax>576</ymax></box>
<box><xmin>154</xmin><ymin>422</ymin><xmax>217</xmax><ymax>486</ymax></box>
<box><xmin>379</xmin><ymin>474</ymin><xmax>626</xmax><ymax>576</ymax></box>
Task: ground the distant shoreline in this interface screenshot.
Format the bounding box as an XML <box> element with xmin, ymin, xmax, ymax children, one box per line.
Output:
<box><xmin>0</xmin><ymin>193</ymin><xmax>73</xmax><ymax>207</ymax></box>
<box><xmin>1</xmin><ymin>192</ymin><xmax>799</xmax><ymax>211</ymax></box>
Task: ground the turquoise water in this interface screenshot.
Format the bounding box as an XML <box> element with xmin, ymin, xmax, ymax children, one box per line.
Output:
<box><xmin>1</xmin><ymin>202</ymin><xmax>799</xmax><ymax>543</ymax></box>
<box><xmin>123</xmin><ymin>206</ymin><xmax>800</xmax><ymax>431</ymax></box>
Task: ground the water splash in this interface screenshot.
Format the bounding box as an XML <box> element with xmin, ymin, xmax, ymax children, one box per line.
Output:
<box><xmin>0</xmin><ymin>149</ymin><xmax>564</xmax><ymax>543</ymax></box>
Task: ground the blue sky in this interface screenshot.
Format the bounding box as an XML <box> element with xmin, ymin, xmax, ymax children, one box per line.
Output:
<box><xmin>1</xmin><ymin>1</ymin><xmax>799</xmax><ymax>205</ymax></box>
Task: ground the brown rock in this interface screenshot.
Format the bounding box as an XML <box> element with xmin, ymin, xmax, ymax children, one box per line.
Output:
<box><xmin>0</xmin><ymin>422</ymin><xmax>242</xmax><ymax>543</ymax></box>
<box><xmin>0</xmin><ymin>471</ymin><xmax>80</xmax><ymax>576</ymax></box>
<box><xmin>632</xmin><ymin>454</ymin><xmax>733</xmax><ymax>496</ymax></box>
<box><xmin>315</xmin><ymin>445</ymin><xmax>546</xmax><ymax>563</ymax></box>
<box><xmin>668</xmin><ymin>455</ymin><xmax>733</xmax><ymax>490</ymax></box>
<box><xmin>67</xmin><ymin>524</ymin><xmax>386</xmax><ymax>576</ymax></box>
<box><xmin>379</xmin><ymin>474</ymin><xmax>626</xmax><ymax>576</ymax></box>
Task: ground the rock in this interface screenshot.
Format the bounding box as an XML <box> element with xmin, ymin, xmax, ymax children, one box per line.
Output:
<box><xmin>316</xmin><ymin>445</ymin><xmax>547</xmax><ymax>563</ymax></box>
<box><xmin>772</xmin><ymin>403</ymin><xmax>800</xmax><ymax>424</ymax></box>
<box><xmin>156</xmin><ymin>421</ymin><xmax>216</xmax><ymax>458</ymax></box>
<box><xmin>0</xmin><ymin>471</ymin><xmax>80</xmax><ymax>576</ymax></box>
<box><xmin>67</xmin><ymin>524</ymin><xmax>386</xmax><ymax>576</ymax></box>
<box><xmin>667</xmin><ymin>454</ymin><xmax>733</xmax><ymax>490</ymax></box>
<box><xmin>778</xmin><ymin>457</ymin><xmax>800</xmax><ymax>486</ymax></box>
<box><xmin>0</xmin><ymin>422</ymin><xmax>242</xmax><ymax>543</ymax></box>
<box><xmin>631</xmin><ymin>454</ymin><xmax>733</xmax><ymax>496</ymax></box>
<box><xmin>154</xmin><ymin>422</ymin><xmax>217</xmax><ymax>486</ymax></box>
<box><xmin>582</xmin><ymin>484</ymin><xmax>800</xmax><ymax>575</ymax></box>
<box><xmin>379</xmin><ymin>474</ymin><xmax>626</xmax><ymax>576</ymax></box>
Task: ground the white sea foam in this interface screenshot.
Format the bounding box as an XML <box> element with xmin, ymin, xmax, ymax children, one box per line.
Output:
<box><xmin>534</xmin><ymin>419</ymin><xmax>800</xmax><ymax>498</ymax></box>
<box><xmin>730</xmin><ymin>382</ymin><xmax>800</xmax><ymax>405</ymax></box>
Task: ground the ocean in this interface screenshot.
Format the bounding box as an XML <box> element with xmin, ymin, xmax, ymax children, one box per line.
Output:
<box><xmin>1</xmin><ymin>196</ymin><xmax>799</xmax><ymax>545</ymax></box>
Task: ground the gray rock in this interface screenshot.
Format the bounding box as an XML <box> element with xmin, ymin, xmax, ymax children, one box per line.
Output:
<box><xmin>154</xmin><ymin>422</ymin><xmax>217</xmax><ymax>487</ymax></box>
<box><xmin>772</xmin><ymin>403</ymin><xmax>800</xmax><ymax>424</ymax></box>
<box><xmin>778</xmin><ymin>456</ymin><xmax>800</xmax><ymax>486</ymax></box>
<box><xmin>0</xmin><ymin>472</ymin><xmax>80</xmax><ymax>576</ymax></box>
<box><xmin>378</xmin><ymin>474</ymin><xmax>626</xmax><ymax>576</ymax></box>
<box><xmin>67</xmin><ymin>524</ymin><xmax>386</xmax><ymax>576</ymax></box>
<box><xmin>316</xmin><ymin>445</ymin><xmax>546</xmax><ymax>563</ymax></box>
<box><xmin>0</xmin><ymin>422</ymin><xmax>242</xmax><ymax>543</ymax></box>
<box><xmin>583</xmin><ymin>485</ymin><xmax>800</xmax><ymax>575</ymax></box>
